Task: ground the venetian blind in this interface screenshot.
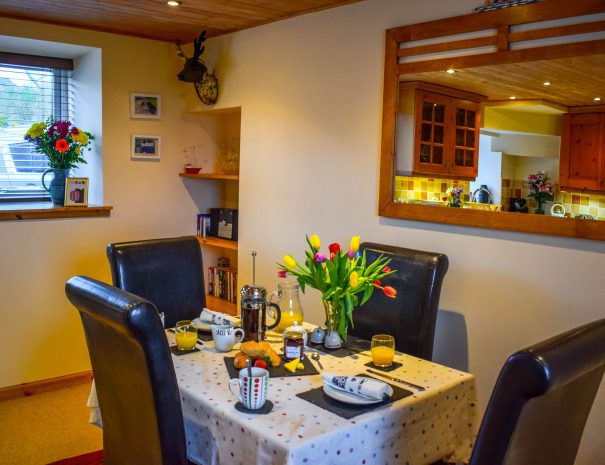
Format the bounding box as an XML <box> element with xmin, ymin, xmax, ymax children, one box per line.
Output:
<box><xmin>0</xmin><ymin>53</ymin><xmax>73</xmax><ymax>201</ymax></box>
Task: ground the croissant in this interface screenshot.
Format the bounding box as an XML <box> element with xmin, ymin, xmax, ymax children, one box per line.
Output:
<box><xmin>240</xmin><ymin>341</ymin><xmax>281</xmax><ymax>367</ymax></box>
<box><xmin>233</xmin><ymin>351</ymin><xmax>252</xmax><ymax>369</ymax></box>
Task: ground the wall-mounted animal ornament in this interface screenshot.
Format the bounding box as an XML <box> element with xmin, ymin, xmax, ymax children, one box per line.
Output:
<box><xmin>176</xmin><ymin>30</ymin><xmax>219</xmax><ymax>105</ymax></box>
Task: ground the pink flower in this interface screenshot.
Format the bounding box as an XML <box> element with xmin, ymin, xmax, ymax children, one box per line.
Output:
<box><xmin>314</xmin><ymin>252</ymin><xmax>327</xmax><ymax>263</ymax></box>
<box><xmin>277</xmin><ymin>269</ymin><xmax>287</xmax><ymax>278</ymax></box>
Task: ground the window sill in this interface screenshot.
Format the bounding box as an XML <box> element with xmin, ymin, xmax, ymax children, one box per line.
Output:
<box><xmin>0</xmin><ymin>202</ymin><xmax>113</xmax><ymax>221</ymax></box>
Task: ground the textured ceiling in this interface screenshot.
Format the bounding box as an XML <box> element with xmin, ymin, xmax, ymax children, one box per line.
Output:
<box><xmin>0</xmin><ymin>0</ymin><xmax>362</xmax><ymax>42</ymax></box>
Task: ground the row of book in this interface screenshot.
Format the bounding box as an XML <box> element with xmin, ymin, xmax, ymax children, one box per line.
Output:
<box><xmin>207</xmin><ymin>266</ymin><xmax>238</xmax><ymax>303</ymax></box>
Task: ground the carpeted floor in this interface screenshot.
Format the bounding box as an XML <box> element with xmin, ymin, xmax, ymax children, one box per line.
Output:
<box><xmin>0</xmin><ymin>383</ymin><xmax>103</xmax><ymax>465</ymax></box>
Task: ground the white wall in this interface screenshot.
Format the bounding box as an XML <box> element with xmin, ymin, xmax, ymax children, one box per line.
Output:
<box><xmin>205</xmin><ymin>1</ymin><xmax>604</xmax><ymax>463</ymax></box>
<box><xmin>1</xmin><ymin>1</ymin><xmax>604</xmax><ymax>463</ymax></box>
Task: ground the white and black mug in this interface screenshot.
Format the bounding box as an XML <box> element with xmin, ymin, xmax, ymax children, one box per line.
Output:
<box><xmin>211</xmin><ymin>324</ymin><xmax>245</xmax><ymax>352</ymax></box>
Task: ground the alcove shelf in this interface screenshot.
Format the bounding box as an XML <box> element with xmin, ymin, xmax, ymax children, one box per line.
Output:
<box><xmin>196</xmin><ymin>235</ymin><xmax>238</xmax><ymax>250</ymax></box>
<box><xmin>179</xmin><ymin>172</ymin><xmax>239</xmax><ymax>181</ymax></box>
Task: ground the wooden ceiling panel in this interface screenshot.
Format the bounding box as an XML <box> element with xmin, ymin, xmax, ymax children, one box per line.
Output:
<box><xmin>0</xmin><ymin>0</ymin><xmax>362</xmax><ymax>42</ymax></box>
<box><xmin>400</xmin><ymin>54</ymin><xmax>605</xmax><ymax>108</ymax></box>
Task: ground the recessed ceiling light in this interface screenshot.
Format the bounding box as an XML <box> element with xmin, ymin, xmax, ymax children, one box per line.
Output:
<box><xmin>167</xmin><ymin>0</ymin><xmax>182</xmax><ymax>6</ymax></box>
<box><xmin>595</xmin><ymin>97</ymin><xmax>602</xmax><ymax>102</ymax></box>
<box><xmin>446</xmin><ymin>69</ymin><xmax>455</xmax><ymax>74</ymax></box>
<box><xmin>509</xmin><ymin>96</ymin><xmax>516</xmax><ymax>100</ymax></box>
<box><xmin>543</xmin><ymin>81</ymin><xmax>551</xmax><ymax>86</ymax></box>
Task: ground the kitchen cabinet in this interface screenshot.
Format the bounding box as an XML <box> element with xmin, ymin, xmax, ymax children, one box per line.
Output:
<box><xmin>560</xmin><ymin>112</ymin><xmax>605</xmax><ymax>192</ymax></box>
<box><xmin>179</xmin><ymin>107</ymin><xmax>241</xmax><ymax>315</ymax></box>
<box><xmin>397</xmin><ymin>82</ymin><xmax>484</xmax><ymax>179</ymax></box>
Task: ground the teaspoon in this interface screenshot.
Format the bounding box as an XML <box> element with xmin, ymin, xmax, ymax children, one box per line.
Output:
<box><xmin>311</xmin><ymin>352</ymin><xmax>324</xmax><ymax>370</ymax></box>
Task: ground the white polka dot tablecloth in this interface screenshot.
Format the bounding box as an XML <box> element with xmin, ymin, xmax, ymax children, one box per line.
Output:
<box><xmin>172</xmin><ymin>334</ymin><xmax>479</xmax><ymax>465</ymax></box>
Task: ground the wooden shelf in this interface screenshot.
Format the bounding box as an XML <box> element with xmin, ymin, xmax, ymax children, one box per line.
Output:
<box><xmin>196</xmin><ymin>235</ymin><xmax>238</xmax><ymax>250</ymax></box>
<box><xmin>205</xmin><ymin>294</ymin><xmax>237</xmax><ymax>316</ymax></box>
<box><xmin>0</xmin><ymin>203</ymin><xmax>112</xmax><ymax>221</ymax></box>
<box><xmin>180</xmin><ymin>172</ymin><xmax>239</xmax><ymax>181</ymax></box>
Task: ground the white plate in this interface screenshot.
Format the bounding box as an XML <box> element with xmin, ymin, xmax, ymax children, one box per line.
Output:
<box><xmin>322</xmin><ymin>382</ymin><xmax>387</xmax><ymax>405</ymax></box>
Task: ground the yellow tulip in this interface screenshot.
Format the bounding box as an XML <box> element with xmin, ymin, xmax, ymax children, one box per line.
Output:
<box><xmin>349</xmin><ymin>271</ymin><xmax>359</xmax><ymax>288</ymax></box>
<box><xmin>283</xmin><ymin>255</ymin><xmax>296</xmax><ymax>269</ymax></box>
<box><xmin>349</xmin><ymin>235</ymin><xmax>360</xmax><ymax>253</ymax></box>
<box><xmin>310</xmin><ymin>234</ymin><xmax>321</xmax><ymax>251</ymax></box>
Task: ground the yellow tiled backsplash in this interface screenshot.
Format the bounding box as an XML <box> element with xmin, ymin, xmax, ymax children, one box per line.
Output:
<box><xmin>394</xmin><ymin>176</ymin><xmax>470</xmax><ymax>202</ymax></box>
<box><xmin>395</xmin><ymin>175</ymin><xmax>605</xmax><ymax>220</ymax></box>
<box><xmin>502</xmin><ymin>178</ymin><xmax>605</xmax><ymax>220</ymax></box>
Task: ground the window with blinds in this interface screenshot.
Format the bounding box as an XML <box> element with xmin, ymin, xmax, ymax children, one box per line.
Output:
<box><xmin>0</xmin><ymin>54</ymin><xmax>73</xmax><ymax>201</ymax></box>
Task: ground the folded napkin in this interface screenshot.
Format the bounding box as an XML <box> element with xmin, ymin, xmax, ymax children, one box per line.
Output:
<box><xmin>200</xmin><ymin>308</ymin><xmax>239</xmax><ymax>325</ymax></box>
<box><xmin>323</xmin><ymin>373</ymin><xmax>392</xmax><ymax>400</ymax></box>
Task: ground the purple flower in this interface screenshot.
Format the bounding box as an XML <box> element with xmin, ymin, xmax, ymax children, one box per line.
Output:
<box><xmin>314</xmin><ymin>252</ymin><xmax>327</xmax><ymax>263</ymax></box>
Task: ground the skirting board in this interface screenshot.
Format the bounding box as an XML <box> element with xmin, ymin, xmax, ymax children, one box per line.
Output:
<box><xmin>0</xmin><ymin>370</ymin><xmax>93</xmax><ymax>402</ymax></box>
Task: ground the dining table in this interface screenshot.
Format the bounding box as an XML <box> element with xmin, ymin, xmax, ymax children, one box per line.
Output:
<box><xmin>166</xmin><ymin>324</ymin><xmax>479</xmax><ymax>465</ymax></box>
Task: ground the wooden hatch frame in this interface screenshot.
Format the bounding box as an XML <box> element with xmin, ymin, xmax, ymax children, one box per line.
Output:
<box><xmin>379</xmin><ymin>0</ymin><xmax>605</xmax><ymax>241</ymax></box>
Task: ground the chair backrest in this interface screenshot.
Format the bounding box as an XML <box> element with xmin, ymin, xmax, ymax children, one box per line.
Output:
<box><xmin>106</xmin><ymin>236</ymin><xmax>205</xmax><ymax>328</ymax></box>
<box><xmin>348</xmin><ymin>242</ymin><xmax>448</xmax><ymax>359</ymax></box>
<box><xmin>470</xmin><ymin>318</ymin><xmax>605</xmax><ymax>465</ymax></box>
<box><xmin>65</xmin><ymin>276</ymin><xmax>188</xmax><ymax>465</ymax></box>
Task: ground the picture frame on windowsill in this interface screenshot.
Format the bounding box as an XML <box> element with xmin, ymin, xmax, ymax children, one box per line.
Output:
<box><xmin>131</xmin><ymin>135</ymin><xmax>161</xmax><ymax>161</ymax></box>
<box><xmin>64</xmin><ymin>177</ymin><xmax>89</xmax><ymax>207</ymax></box>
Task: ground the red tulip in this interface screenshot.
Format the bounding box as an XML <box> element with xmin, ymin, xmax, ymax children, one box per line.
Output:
<box><xmin>383</xmin><ymin>286</ymin><xmax>397</xmax><ymax>298</ymax></box>
<box><xmin>277</xmin><ymin>269</ymin><xmax>287</xmax><ymax>278</ymax></box>
<box><xmin>382</xmin><ymin>266</ymin><xmax>391</xmax><ymax>273</ymax></box>
<box><xmin>328</xmin><ymin>243</ymin><xmax>341</xmax><ymax>254</ymax></box>
<box><xmin>374</xmin><ymin>279</ymin><xmax>382</xmax><ymax>287</ymax></box>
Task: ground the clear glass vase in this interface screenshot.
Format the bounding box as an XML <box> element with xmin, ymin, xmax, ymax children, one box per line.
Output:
<box><xmin>323</xmin><ymin>299</ymin><xmax>347</xmax><ymax>346</ymax></box>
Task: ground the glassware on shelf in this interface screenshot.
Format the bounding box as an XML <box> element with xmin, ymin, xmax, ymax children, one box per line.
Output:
<box><xmin>217</xmin><ymin>138</ymin><xmax>240</xmax><ymax>174</ymax></box>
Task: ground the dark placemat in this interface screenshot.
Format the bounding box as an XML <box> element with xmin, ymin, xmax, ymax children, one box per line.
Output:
<box><xmin>224</xmin><ymin>356</ymin><xmax>319</xmax><ymax>379</ymax></box>
<box><xmin>364</xmin><ymin>361</ymin><xmax>403</xmax><ymax>372</ymax></box>
<box><xmin>235</xmin><ymin>400</ymin><xmax>274</xmax><ymax>414</ymax></box>
<box><xmin>170</xmin><ymin>345</ymin><xmax>200</xmax><ymax>356</ymax></box>
<box><xmin>296</xmin><ymin>373</ymin><xmax>413</xmax><ymax>419</ymax></box>
<box><xmin>307</xmin><ymin>335</ymin><xmax>371</xmax><ymax>358</ymax></box>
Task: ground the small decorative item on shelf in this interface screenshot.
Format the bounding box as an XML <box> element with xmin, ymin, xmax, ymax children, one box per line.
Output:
<box><xmin>526</xmin><ymin>172</ymin><xmax>554</xmax><ymax>215</ymax></box>
<box><xmin>25</xmin><ymin>117</ymin><xmax>94</xmax><ymax>206</ymax></box>
<box><xmin>278</xmin><ymin>235</ymin><xmax>397</xmax><ymax>346</ymax></box>
<box><xmin>218</xmin><ymin>137</ymin><xmax>240</xmax><ymax>174</ymax></box>
<box><xmin>443</xmin><ymin>186</ymin><xmax>464</xmax><ymax>207</ymax></box>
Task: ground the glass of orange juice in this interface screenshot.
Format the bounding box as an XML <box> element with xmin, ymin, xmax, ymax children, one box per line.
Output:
<box><xmin>371</xmin><ymin>334</ymin><xmax>395</xmax><ymax>367</ymax></box>
<box><xmin>175</xmin><ymin>320</ymin><xmax>198</xmax><ymax>351</ymax></box>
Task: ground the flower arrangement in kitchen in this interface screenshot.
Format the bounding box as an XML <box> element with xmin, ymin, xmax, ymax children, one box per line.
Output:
<box><xmin>443</xmin><ymin>186</ymin><xmax>464</xmax><ymax>207</ymax></box>
<box><xmin>278</xmin><ymin>235</ymin><xmax>397</xmax><ymax>343</ymax></box>
<box><xmin>24</xmin><ymin>116</ymin><xmax>94</xmax><ymax>169</ymax></box>
<box><xmin>526</xmin><ymin>172</ymin><xmax>554</xmax><ymax>214</ymax></box>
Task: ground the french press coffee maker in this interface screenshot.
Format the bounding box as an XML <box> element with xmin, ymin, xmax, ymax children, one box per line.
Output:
<box><xmin>240</xmin><ymin>252</ymin><xmax>281</xmax><ymax>342</ymax></box>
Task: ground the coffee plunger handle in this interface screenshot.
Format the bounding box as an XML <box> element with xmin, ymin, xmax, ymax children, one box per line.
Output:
<box><xmin>251</xmin><ymin>251</ymin><xmax>257</xmax><ymax>286</ymax></box>
<box><xmin>265</xmin><ymin>302</ymin><xmax>281</xmax><ymax>330</ymax></box>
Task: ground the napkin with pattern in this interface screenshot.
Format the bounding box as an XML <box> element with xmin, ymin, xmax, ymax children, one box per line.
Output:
<box><xmin>200</xmin><ymin>308</ymin><xmax>239</xmax><ymax>325</ymax></box>
<box><xmin>322</xmin><ymin>373</ymin><xmax>392</xmax><ymax>400</ymax></box>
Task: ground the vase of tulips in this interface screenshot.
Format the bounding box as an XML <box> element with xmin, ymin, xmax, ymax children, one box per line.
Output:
<box><xmin>278</xmin><ymin>235</ymin><xmax>397</xmax><ymax>345</ymax></box>
<box><xmin>25</xmin><ymin>117</ymin><xmax>94</xmax><ymax>205</ymax></box>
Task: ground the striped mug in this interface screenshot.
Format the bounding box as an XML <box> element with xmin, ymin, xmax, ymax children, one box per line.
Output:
<box><xmin>228</xmin><ymin>367</ymin><xmax>269</xmax><ymax>410</ymax></box>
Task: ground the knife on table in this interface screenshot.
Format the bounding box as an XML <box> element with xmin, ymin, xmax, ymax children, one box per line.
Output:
<box><xmin>366</xmin><ymin>369</ymin><xmax>426</xmax><ymax>391</ymax></box>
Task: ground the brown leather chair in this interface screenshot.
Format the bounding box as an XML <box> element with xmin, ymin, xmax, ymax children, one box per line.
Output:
<box><xmin>65</xmin><ymin>276</ymin><xmax>189</xmax><ymax>465</ymax></box>
<box><xmin>106</xmin><ymin>236</ymin><xmax>205</xmax><ymax>328</ymax></box>
<box><xmin>469</xmin><ymin>318</ymin><xmax>605</xmax><ymax>465</ymax></box>
<box><xmin>348</xmin><ymin>242</ymin><xmax>448</xmax><ymax>359</ymax></box>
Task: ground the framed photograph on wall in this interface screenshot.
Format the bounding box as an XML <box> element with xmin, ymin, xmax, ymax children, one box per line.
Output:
<box><xmin>130</xmin><ymin>93</ymin><xmax>161</xmax><ymax>119</ymax></box>
<box><xmin>131</xmin><ymin>135</ymin><xmax>161</xmax><ymax>160</ymax></box>
<box><xmin>64</xmin><ymin>177</ymin><xmax>89</xmax><ymax>207</ymax></box>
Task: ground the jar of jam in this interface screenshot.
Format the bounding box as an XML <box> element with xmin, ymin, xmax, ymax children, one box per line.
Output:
<box><xmin>283</xmin><ymin>323</ymin><xmax>307</xmax><ymax>361</ymax></box>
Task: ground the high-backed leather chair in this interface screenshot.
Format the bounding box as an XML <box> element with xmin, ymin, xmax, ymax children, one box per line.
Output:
<box><xmin>349</xmin><ymin>242</ymin><xmax>448</xmax><ymax>359</ymax></box>
<box><xmin>65</xmin><ymin>276</ymin><xmax>189</xmax><ymax>465</ymax></box>
<box><xmin>106</xmin><ymin>236</ymin><xmax>205</xmax><ymax>328</ymax></box>
<box><xmin>469</xmin><ymin>318</ymin><xmax>605</xmax><ymax>465</ymax></box>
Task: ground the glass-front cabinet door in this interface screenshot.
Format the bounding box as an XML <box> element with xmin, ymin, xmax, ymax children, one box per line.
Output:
<box><xmin>412</xmin><ymin>88</ymin><xmax>480</xmax><ymax>179</ymax></box>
